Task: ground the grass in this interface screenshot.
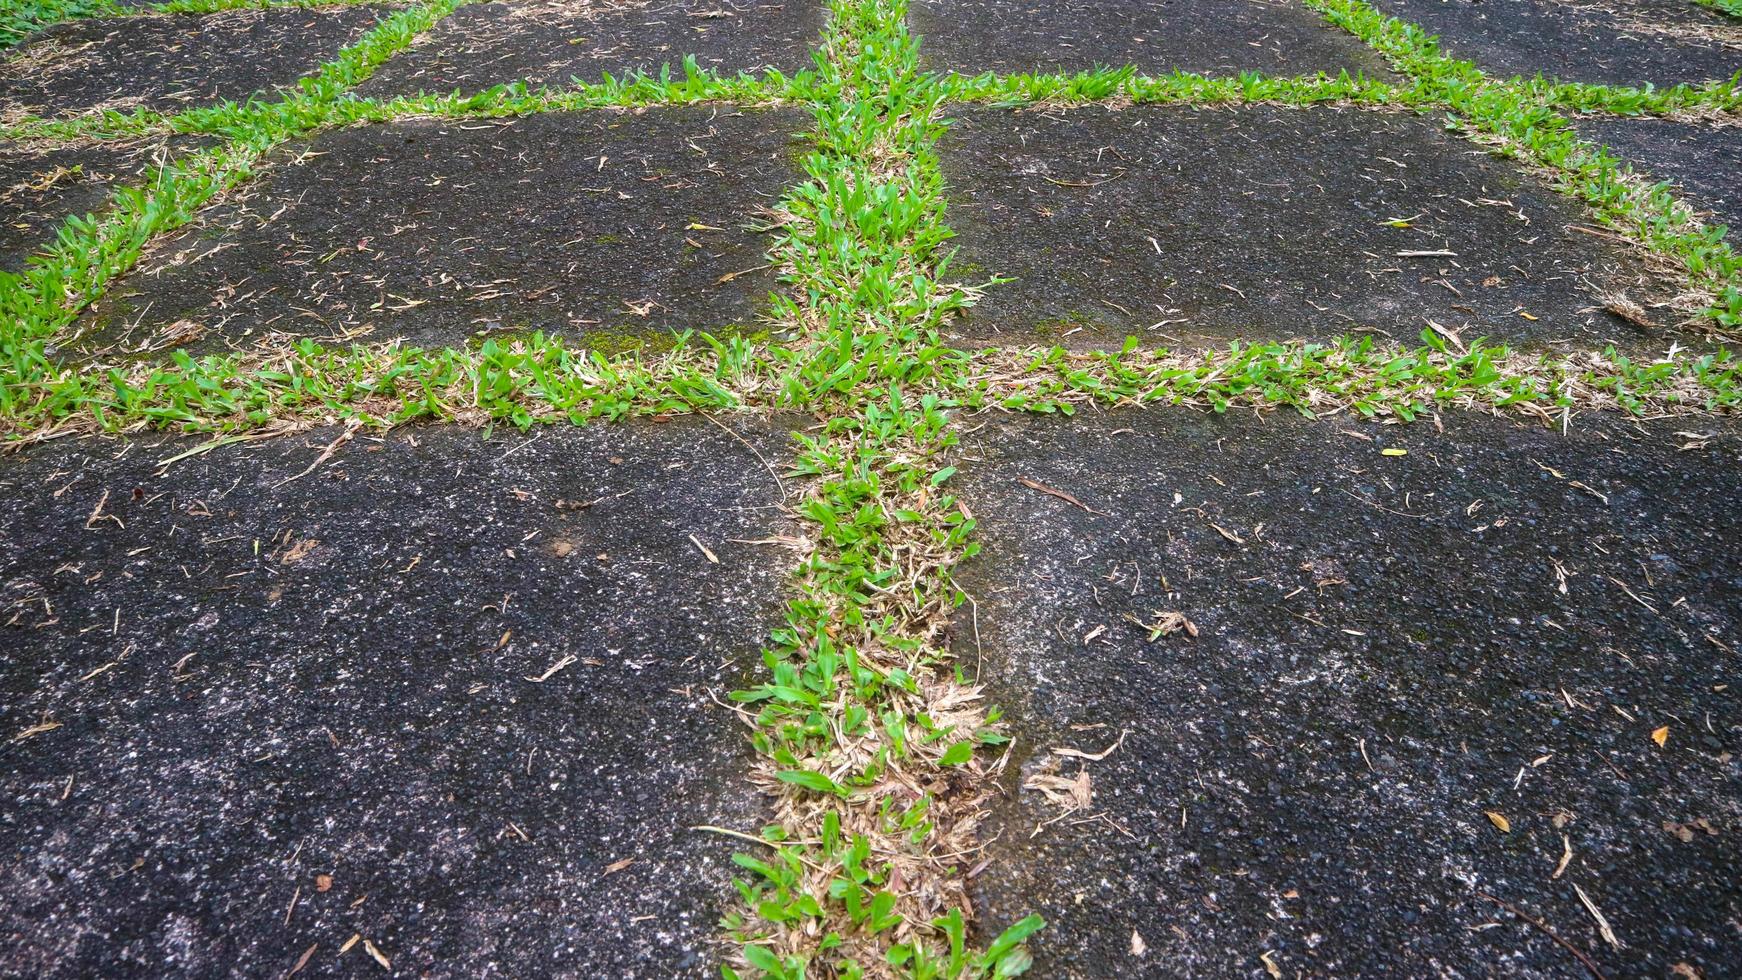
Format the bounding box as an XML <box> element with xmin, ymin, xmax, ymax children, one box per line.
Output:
<box><xmin>1</xmin><ymin>0</ymin><xmax>118</xmax><ymax>48</ymax></box>
<box><xmin>0</xmin><ymin>61</ymin><xmax>807</xmax><ymax>143</ymax></box>
<box><xmin>18</xmin><ymin>331</ymin><xmax>1736</xmax><ymax>440</ymax></box>
<box><xmin>957</xmin><ymin>335</ymin><xmax>1742</xmax><ymax>420</ymax></box>
<box><xmin>2</xmin><ymin>0</ymin><xmax>1741</xmax><ymax>974</ymax></box>
<box><xmin>939</xmin><ymin>65</ymin><xmax>1411</xmax><ymax>106</ymax></box>
<box><xmin>1518</xmin><ymin>74</ymin><xmax>1742</xmax><ymax>116</ymax></box>
<box><xmin>712</xmin><ymin>0</ymin><xmax>1049</xmax><ymax>973</ymax></box>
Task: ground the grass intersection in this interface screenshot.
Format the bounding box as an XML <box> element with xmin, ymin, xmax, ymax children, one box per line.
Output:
<box><xmin>2</xmin><ymin>0</ymin><xmax>1741</xmax><ymax>975</ymax></box>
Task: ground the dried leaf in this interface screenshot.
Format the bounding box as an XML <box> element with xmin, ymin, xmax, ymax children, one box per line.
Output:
<box><xmin>689</xmin><ymin>534</ymin><xmax>719</xmax><ymax>564</ymax></box>
<box><xmin>1573</xmin><ymin>883</ymin><xmax>1622</xmax><ymax>950</ymax></box>
<box><xmin>714</xmin><ymin>264</ymin><xmax>769</xmax><ymax>284</ymax></box>
<box><xmin>363</xmin><ymin>938</ymin><xmax>391</xmax><ymax>969</ymax></box>
<box><xmin>1651</xmin><ymin>725</ymin><xmax>1670</xmax><ymax>747</ymax></box>
<box><xmin>524</xmin><ymin>654</ymin><xmax>577</xmax><ymax>683</ymax></box>
<box><xmin>1123</xmin><ymin>611</ymin><xmax>1198</xmax><ymax>641</ymax></box>
<box><xmin>1208</xmin><ymin>522</ymin><xmax>1246</xmax><ymax>546</ymax></box>
<box><xmin>1261</xmin><ymin>950</ymin><xmax>1283</xmax><ymax>978</ymax></box>
<box><xmin>1663</xmin><ymin>818</ymin><xmax>1716</xmax><ymax>842</ymax></box>
<box><xmin>287</xmin><ymin>944</ymin><xmax>317</xmax><ymax>977</ymax></box>
<box><xmin>12</xmin><ymin>721</ymin><xmax>61</xmax><ymax>742</ymax></box>
<box><xmin>1552</xmin><ymin>835</ymin><xmax>1572</xmax><ymax>879</ymax></box>
<box><xmin>281</xmin><ymin>538</ymin><xmax>319</xmax><ymax>564</ymax></box>
<box><xmin>150</xmin><ymin>318</ymin><xmax>207</xmax><ymax>351</ymax></box>
<box><xmin>1025</xmin><ymin>770</ymin><xmax>1092</xmax><ymax>810</ymax></box>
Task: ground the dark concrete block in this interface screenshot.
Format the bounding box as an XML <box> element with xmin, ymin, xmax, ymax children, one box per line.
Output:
<box><xmin>938</xmin><ymin>105</ymin><xmax>1665</xmax><ymax>351</ymax></box>
<box><xmin>359</xmin><ymin>0</ymin><xmax>826</xmax><ymax>99</ymax></box>
<box><xmin>953</xmin><ymin>411</ymin><xmax>1742</xmax><ymax>978</ymax></box>
<box><xmin>0</xmin><ymin>138</ymin><xmax>182</xmax><ymax>273</ymax></box>
<box><xmin>911</xmin><ymin>0</ymin><xmax>1395</xmax><ymax>78</ymax></box>
<box><xmin>0</xmin><ymin>416</ymin><xmax>797</xmax><ymax>977</ymax></box>
<box><xmin>1372</xmin><ymin>0</ymin><xmax>1742</xmax><ymax>87</ymax></box>
<box><xmin>74</xmin><ymin>107</ymin><xmax>808</xmax><ymax>354</ymax></box>
<box><xmin>1577</xmin><ymin>116</ymin><xmax>1742</xmax><ymax>247</ymax></box>
<box><xmin>0</xmin><ymin>9</ymin><xmax>387</xmax><ymax>124</ymax></box>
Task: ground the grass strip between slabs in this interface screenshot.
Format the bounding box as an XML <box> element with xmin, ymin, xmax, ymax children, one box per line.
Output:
<box><xmin>713</xmin><ymin>0</ymin><xmax>1045</xmax><ymax>975</ymax></box>
<box><xmin>1518</xmin><ymin>75</ymin><xmax>1742</xmax><ymax>117</ymax></box>
<box><xmin>0</xmin><ymin>58</ymin><xmax>814</xmax><ymax>143</ymax></box>
<box><xmin>934</xmin><ymin>65</ymin><xmax>1413</xmax><ymax>107</ymax></box>
<box><xmin>9</xmin><ymin>334</ymin><xmax>1739</xmax><ymax>441</ymax></box>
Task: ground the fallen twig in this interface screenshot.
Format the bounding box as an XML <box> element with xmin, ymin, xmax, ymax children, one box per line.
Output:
<box><xmin>1477</xmin><ymin>891</ymin><xmax>1607</xmax><ymax>979</ymax></box>
<box><xmin>1018</xmin><ymin>477</ymin><xmax>1108</xmax><ymax>516</ymax></box>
